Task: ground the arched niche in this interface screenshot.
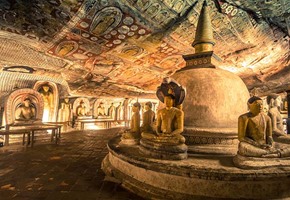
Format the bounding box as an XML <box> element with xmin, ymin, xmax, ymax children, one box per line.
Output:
<box><xmin>5</xmin><ymin>88</ymin><xmax>44</xmax><ymax>125</ymax></box>
<box><xmin>93</xmin><ymin>99</ymin><xmax>108</xmax><ymax>118</ymax></box>
<box><xmin>33</xmin><ymin>81</ymin><xmax>59</xmax><ymax>122</ymax></box>
<box><xmin>73</xmin><ymin>97</ymin><xmax>91</xmax><ymax>117</ymax></box>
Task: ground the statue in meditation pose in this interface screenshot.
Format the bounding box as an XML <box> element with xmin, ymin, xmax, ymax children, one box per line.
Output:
<box><xmin>267</xmin><ymin>94</ymin><xmax>290</xmax><ymax>143</ymax></box>
<box><xmin>76</xmin><ymin>100</ymin><xmax>87</xmax><ymax>116</ymax></box>
<box><xmin>139</xmin><ymin>78</ymin><xmax>187</xmax><ymax>160</ymax></box>
<box><xmin>237</xmin><ymin>96</ymin><xmax>290</xmax><ymax>158</ymax></box>
<box><xmin>15</xmin><ymin>98</ymin><xmax>36</xmax><ymax>121</ymax></box>
<box><xmin>121</xmin><ymin>102</ymin><xmax>141</xmax><ymax>140</ymax></box>
<box><xmin>97</xmin><ymin>102</ymin><xmax>106</xmax><ymax>117</ymax></box>
<box><xmin>141</xmin><ymin>78</ymin><xmax>186</xmax><ymax>145</ymax></box>
<box><xmin>141</xmin><ymin>101</ymin><xmax>155</xmax><ymax>133</ymax></box>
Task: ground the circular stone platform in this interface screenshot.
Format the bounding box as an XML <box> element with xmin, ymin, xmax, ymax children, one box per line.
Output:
<box><xmin>102</xmin><ymin>136</ymin><xmax>290</xmax><ymax>200</ymax></box>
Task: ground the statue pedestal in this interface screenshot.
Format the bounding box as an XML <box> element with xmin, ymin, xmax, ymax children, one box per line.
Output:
<box><xmin>102</xmin><ymin>136</ymin><xmax>290</xmax><ymax>199</ymax></box>
<box><xmin>140</xmin><ymin>138</ymin><xmax>188</xmax><ymax>160</ymax></box>
<box><xmin>120</xmin><ymin>131</ymin><xmax>140</xmax><ymax>145</ymax></box>
<box><xmin>233</xmin><ymin>154</ymin><xmax>290</xmax><ymax>169</ymax></box>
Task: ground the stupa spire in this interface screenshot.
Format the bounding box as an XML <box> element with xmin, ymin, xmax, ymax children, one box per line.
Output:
<box><xmin>192</xmin><ymin>0</ymin><xmax>215</xmax><ymax>53</ymax></box>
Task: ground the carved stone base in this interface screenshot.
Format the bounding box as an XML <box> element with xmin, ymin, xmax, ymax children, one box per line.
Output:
<box><xmin>102</xmin><ymin>136</ymin><xmax>290</xmax><ymax>199</ymax></box>
<box><xmin>184</xmin><ymin>127</ymin><xmax>238</xmax><ymax>155</ymax></box>
<box><xmin>120</xmin><ymin>132</ymin><xmax>140</xmax><ymax>145</ymax></box>
<box><xmin>233</xmin><ymin>153</ymin><xmax>290</xmax><ymax>169</ymax></box>
<box><xmin>139</xmin><ymin>138</ymin><xmax>188</xmax><ymax>160</ymax></box>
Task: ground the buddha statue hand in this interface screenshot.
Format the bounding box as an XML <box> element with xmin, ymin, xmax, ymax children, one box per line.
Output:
<box><xmin>266</xmin><ymin>136</ymin><xmax>274</xmax><ymax>146</ymax></box>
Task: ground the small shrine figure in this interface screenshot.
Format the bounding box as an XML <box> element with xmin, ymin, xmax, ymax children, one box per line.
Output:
<box><xmin>15</xmin><ymin>98</ymin><xmax>36</xmax><ymax>121</ymax></box>
<box><xmin>76</xmin><ymin>100</ymin><xmax>87</xmax><ymax>116</ymax></box>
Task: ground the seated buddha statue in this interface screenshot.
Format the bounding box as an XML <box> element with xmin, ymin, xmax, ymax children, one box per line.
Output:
<box><xmin>237</xmin><ymin>96</ymin><xmax>290</xmax><ymax>158</ymax></box>
<box><xmin>267</xmin><ymin>94</ymin><xmax>290</xmax><ymax>144</ymax></box>
<box><xmin>140</xmin><ymin>78</ymin><xmax>187</xmax><ymax>160</ymax></box>
<box><xmin>121</xmin><ymin>102</ymin><xmax>141</xmax><ymax>142</ymax></box>
<box><xmin>140</xmin><ymin>101</ymin><xmax>155</xmax><ymax>133</ymax></box>
<box><xmin>15</xmin><ymin>98</ymin><xmax>36</xmax><ymax>121</ymax></box>
<box><xmin>141</xmin><ymin>95</ymin><xmax>185</xmax><ymax>145</ymax></box>
<box><xmin>76</xmin><ymin>100</ymin><xmax>87</xmax><ymax>117</ymax></box>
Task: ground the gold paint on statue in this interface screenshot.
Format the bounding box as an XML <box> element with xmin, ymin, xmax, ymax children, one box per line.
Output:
<box><xmin>15</xmin><ymin>98</ymin><xmax>36</xmax><ymax>121</ymax></box>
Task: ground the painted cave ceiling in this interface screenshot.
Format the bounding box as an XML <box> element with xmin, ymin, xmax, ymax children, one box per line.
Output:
<box><xmin>0</xmin><ymin>0</ymin><xmax>289</xmax><ymax>98</ymax></box>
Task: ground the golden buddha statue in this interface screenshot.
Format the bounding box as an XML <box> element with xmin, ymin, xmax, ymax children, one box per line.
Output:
<box><xmin>121</xmin><ymin>102</ymin><xmax>141</xmax><ymax>140</ymax></box>
<box><xmin>140</xmin><ymin>78</ymin><xmax>187</xmax><ymax>160</ymax></box>
<box><xmin>267</xmin><ymin>94</ymin><xmax>290</xmax><ymax>144</ymax></box>
<box><xmin>15</xmin><ymin>98</ymin><xmax>36</xmax><ymax>121</ymax></box>
<box><xmin>58</xmin><ymin>98</ymin><xmax>72</xmax><ymax>122</ymax></box>
<box><xmin>76</xmin><ymin>100</ymin><xmax>87</xmax><ymax>116</ymax></box>
<box><xmin>108</xmin><ymin>103</ymin><xmax>116</xmax><ymax>119</ymax></box>
<box><xmin>237</xmin><ymin>96</ymin><xmax>281</xmax><ymax>157</ymax></box>
<box><xmin>97</xmin><ymin>102</ymin><xmax>106</xmax><ymax>117</ymax></box>
<box><xmin>116</xmin><ymin>102</ymin><xmax>123</xmax><ymax>120</ymax></box>
<box><xmin>141</xmin><ymin>101</ymin><xmax>155</xmax><ymax>133</ymax></box>
<box><xmin>39</xmin><ymin>85</ymin><xmax>53</xmax><ymax>122</ymax></box>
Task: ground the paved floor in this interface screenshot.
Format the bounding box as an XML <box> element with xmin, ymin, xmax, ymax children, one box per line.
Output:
<box><xmin>0</xmin><ymin>128</ymin><xmax>144</xmax><ymax>200</ymax></box>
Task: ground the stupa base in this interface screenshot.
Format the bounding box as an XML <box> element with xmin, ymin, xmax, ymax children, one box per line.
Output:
<box><xmin>102</xmin><ymin>136</ymin><xmax>290</xmax><ymax>199</ymax></box>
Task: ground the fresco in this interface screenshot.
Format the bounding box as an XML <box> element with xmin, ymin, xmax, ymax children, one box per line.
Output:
<box><xmin>0</xmin><ymin>0</ymin><xmax>289</xmax><ymax>97</ymax></box>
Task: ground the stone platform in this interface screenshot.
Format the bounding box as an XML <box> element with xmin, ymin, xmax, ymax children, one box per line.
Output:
<box><xmin>102</xmin><ymin>136</ymin><xmax>290</xmax><ymax>199</ymax></box>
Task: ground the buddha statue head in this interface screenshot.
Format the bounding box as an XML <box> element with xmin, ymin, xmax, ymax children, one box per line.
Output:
<box><xmin>156</xmin><ymin>77</ymin><xmax>186</xmax><ymax>108</ymax></box>
<box><xmin>144</xmin><ymin>101</ymin><xmax>152</xmax><ymax>111</ymax></box>
<box><xmin>23</xmin><ymin>98</ymin><xmax>32</xmax><ymax>107</ymax></box>
<box><xmin>64</xmin><ymin>97</ymin><xmax>69</xmax><ymax>103</ymax></box>
<box><xmin>132</xmin><ymin>102</ymin><xmax>141</xmax><ymax>113</ymax></box>
<box><xmin>42</xmin><ymin>85</ymin><xmax>50</xmax><ymax>93</ymax></box>
<box><xmin>267</xmin><ymin>94</ymin><xmax>281</xmax><ymax>108</ymax></box>
<box><xmin>247</xmin><ymin>96</ymin><xmax>263</xmax><ymax>116</ymax></box>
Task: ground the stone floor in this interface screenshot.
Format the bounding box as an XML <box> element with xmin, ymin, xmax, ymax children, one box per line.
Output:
<box><xmin>0</xmin><ymin>128</ymin><xmax>144</xmax><ymax>200</ymax></box>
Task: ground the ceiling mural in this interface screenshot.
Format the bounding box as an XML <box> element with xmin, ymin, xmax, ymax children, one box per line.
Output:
<box><xmin>0</xmin><ymin>0</ymin><xmax>289</xmax><ymax>97</ymax></box>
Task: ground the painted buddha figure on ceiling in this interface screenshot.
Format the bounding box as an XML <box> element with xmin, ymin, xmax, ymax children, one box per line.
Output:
<box><xmin>15</xmin><ymin>98</ymin><xmax>36</xmax><ymax>121</ymax></box>
<box><xmin>267</xmin><ymin>94</ymin><xmax>290</xmax><ymax>144</ymax></box>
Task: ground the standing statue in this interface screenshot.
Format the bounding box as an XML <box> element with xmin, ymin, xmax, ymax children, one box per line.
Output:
<box><xmin>39</xmin><ymin>85</ymin><xmax>53</xmax><ymax>122</ymax></box>
<box><xmin>121</xmin><ymin>102</ymin><xmax>141</xmax><ymax>144</ymax></box>
<box><xmin>267</xmin><ymin>94</ymin><xmax>290</xmax><ymax>143</ymax></box>
<box><xmin>108</xmin><ymin>103</ymin><xmax>116</xmax><ymax>119</ymax></box>
<box><xmin>140</xmin><ymin>78</ymin><xmax>188</xmax><ymax>160</ymax></box>
<box><xmin>116</xmin><ymin>102</ymin><xmax>124</xmax><ymax>120</ymax></box>
<box><xmin>76</xmin><ymin>100</ymin><xmax>87</xmax><ymax>117</ymax></box>
<box><xmin>58</xmin><ymin>98</ymin><xmax>72</xmax><ymax>123</ymax></box>
<box><xmin>141</xmin><ymin>101</ymin><xmax>155</xmax><ymax>133</ymax></box>
<box><xmin>15</xmin><ymin>98</ymin><xmax>36</xmax><ymax>121</ymax></box>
